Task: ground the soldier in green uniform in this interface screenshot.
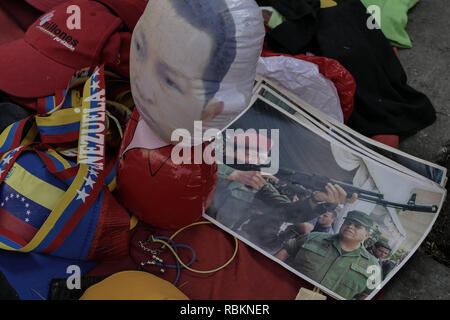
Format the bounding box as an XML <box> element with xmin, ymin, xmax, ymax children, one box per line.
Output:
<box><xmin>368</xmin><ymin>240</ymin><xmax>396</xmax><ymax>280</ymax></box>
<box><xmin>213</xmin><ymin>163</ymin><xmax>356</xmax><ymax>230</ymax></box>
<box><xmin>208</xmin><ymin>132</ymin><xmax>357</xmax><ymax>254</ymax></box>
<box><xmin>275</xmin><ymin>210</ymin><xmax>380</xmax><ymax>300</ymax></box>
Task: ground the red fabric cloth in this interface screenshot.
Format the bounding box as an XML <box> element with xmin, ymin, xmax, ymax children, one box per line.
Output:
<box><xmin>94</xmin><ymin>0</ymin><xmax>147</xmax><ymax>31</ymax></box>
<box><xmin>86</xmin><ymin>187</ymin><xmax>131</xmax><ymax>261</ymax></box>
<box><xmin>0</xmin><ymin>8</ymin><xmax>26</xmax><ymax>46</ymax></box>
<box><xmin>87</xmin><ymin>219</ymin><xmax>389</xmax><ymax>300</ymax></box>
<box><xmin>0</xmin><ymin>1</ymin><xmax>42</xmax><ymax>32</ymax></box>
<box><xmin>262</xmin><ymin>46</ymin><xmax>356</xmax><ymax>123</ymax></box>
<box><xmin>87</xmin><ymin>219</ymin><xmax>316</xmax><ymax>300</ymax></box>
<box><xmin>24</xmin><ymin>0</ymin><xmax>147</xmax><ymax>31</ymax></box>
<box><xmin>25</xmin><ymin>0</ymin><xmax>69</xmax><ymax>12</ymax></box>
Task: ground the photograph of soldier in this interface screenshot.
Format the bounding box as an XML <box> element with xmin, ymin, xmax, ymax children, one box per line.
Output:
<box><xmin>275</xmin><ymin>210</ymin><xmax>380</xmax><ymax>300</ymax></box>
<box><xmin>209</xmin><ymin>131</ymin><xmax>357</xmax><ymax>254</ymax></box>
<box><xmin>256</xmin><ymin>208</ymin><xmax>339</xmax><ymax>256</ymax></box>
<box><xmin>204</xmin><ymin>96</ymin><xmax>445</xmax><ymax>300</ymax></box>
<box><xmin>368</xmin><ymin>240</ymin><xmax>396</xmax><ymax>280</ymax></box>
<box><xmin>296</xmin><ymin>208</ymin><xmax>339</xmax><ymax>235</ymax></box>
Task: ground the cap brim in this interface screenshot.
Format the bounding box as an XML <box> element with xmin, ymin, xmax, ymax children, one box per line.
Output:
<box><xmin>343</xmin><ymin>217</ymin><xmax>371</xmax><ymax>229</ymax></box>
<box><xmin>25</xmin><ymin>0</ymin><xmax>69</xmax><ymax>12</ymax></box>
<box><xmin>0</xmin><ymin>39</ymin><xmax>75</xmax><ymax>98</ymax></box>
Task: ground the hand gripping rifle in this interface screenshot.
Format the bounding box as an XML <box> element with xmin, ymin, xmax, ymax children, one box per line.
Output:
<box><xmin>275</xmin><ymin>168</ymin><xmax>438</xmax><ymax>213</ymax></box>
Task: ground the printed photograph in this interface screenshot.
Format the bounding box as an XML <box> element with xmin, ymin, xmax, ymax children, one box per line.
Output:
<box><xmin>257</xmin><ymin>79</ymin><xmax>447</xmax><ymax>186</ymax></box>
<box><xmin>205</xmin><ymin>96</ymin><xmax>446</xmax><ymax>300</ymax></box>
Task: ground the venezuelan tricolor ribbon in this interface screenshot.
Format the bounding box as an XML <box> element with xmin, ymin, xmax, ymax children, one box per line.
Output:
<box><xmin>0</xmin><ymin>65</ymin><xmax>130</xmax><ymax>261</ymax></box>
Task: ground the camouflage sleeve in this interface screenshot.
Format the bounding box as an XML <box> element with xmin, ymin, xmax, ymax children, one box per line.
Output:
<box><xmin>217</xmin><ymin>164</ymin><xmax>235</xmax><ymax>180</ymax></box>
<box><xmin>284</xmin><ymin>234</ymin><xmax>309</xmax><ymax>257</ymax></box>
<box><xmin>256</xmin><ymin>183</ymin><xmax>291</xmax><ymax>204</ymax></box>
<box><xmin>255</xmin><ymin>183</ymin><xmax>327</xmax><ymax>222</ymax></box>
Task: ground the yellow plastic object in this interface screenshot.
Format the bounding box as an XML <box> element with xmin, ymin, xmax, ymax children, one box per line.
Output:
<box><xmin>79</xmin><ymin>271</ymin><xmax>189</xmax><ymax>300</ymax></box>
<box><xmin>321</xmin><ymin>0</ymin><xmax>337</xmax><ymax>8</ymax></box>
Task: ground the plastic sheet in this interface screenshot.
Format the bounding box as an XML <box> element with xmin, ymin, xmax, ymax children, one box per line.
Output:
<box><xmin>257</xmin><ymin>55</ymin><xmax>344</xmax><ymax>122</ymax></box>
<box><xmin>262</xmin><ymin>49</ymin><xmax>356</xmax><ymax>123</ymax></box>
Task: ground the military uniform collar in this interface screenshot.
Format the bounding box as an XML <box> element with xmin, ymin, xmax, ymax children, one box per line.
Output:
<box><xmin>359</xmin><ymin>246</ymin><xmax>371</xmax><ymax>259</ymax></box>
<box><xmin>327</xmin><ymin>235</ymin><xmax>367</xmax><ymax>257</ymax></box>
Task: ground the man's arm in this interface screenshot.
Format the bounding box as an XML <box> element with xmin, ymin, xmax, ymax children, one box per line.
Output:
<box><xmin>255</xmin><ymin>183</ymin><xmax>327</xmax><ymax>222</ymax></box>
<box><xmin>274</xmin><ymin>248</ymin><xmax>289</xmax><ymax>261</ymax></box>
<box><xmin>296</xmin><ymin>222</ymin><xmax>315</xmax><ymax>235</ymax></box>
<box><xmin>257</xmin><ymin>182</ymin><xmax>358</xmax><ymax>222</ymax></box>
<box><xmin>218</xmin><ymin>164</ymin><xmax>277</xmax><ymax>190</ymax></box>
<box><xmin>218</xmin><ymin>164</ymin><xmax>236</xmax><ymax>180</ymax></box>
<box><xmin>275</xmin><ymin>234</ymin><xmax>309</xmax><ymax>261</ymax></box>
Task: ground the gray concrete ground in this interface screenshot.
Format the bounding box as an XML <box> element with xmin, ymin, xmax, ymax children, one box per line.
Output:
<box><xmin>379</xmin><ymin>0</ymin><xmax>450</xmax><ymax>300</ymax></box>
<box><xmin>399</xmin><ymin>0</ymin><xmax>450</xmax><ymax>159</ymax></box>
<box><xmin>381</xmin><ymin>251</ymin><xmax>450</xmax><ymax>300</ymax></box>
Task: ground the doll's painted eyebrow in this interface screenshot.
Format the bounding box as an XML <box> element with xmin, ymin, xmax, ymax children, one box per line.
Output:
<box><xmin>156</xmin><ymin>59</ymin><xmax>180</xmax><ymax>77</ymax></box>
<box><xmin>136</xmin><ymin>30</ymin><xmax>148</xmax><ymax>57</ymax></box>
<box><xmin>156</xmin><ymin>60</ymin><xmax>185</xmax><ymax>93</ymax></box>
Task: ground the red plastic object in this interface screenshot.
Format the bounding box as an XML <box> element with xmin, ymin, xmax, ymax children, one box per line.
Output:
<box><xmin>393</xmin><ymin>46</ymin><xmax>399</xmax><ymax>57</ymax></box>
<box><xmin>371</xmin><ymin>135</ymin><xmax>399</xmax><ymax>149</ymax></box>
<box><xmin>116</xmin><ymin>110</ymin><xmax>218</xmax><ymax>230</ymax></box>
<box><xmin>262</xmin><ymin>47</ymin><xmax>356</xmax><ymax>123</ymax></box>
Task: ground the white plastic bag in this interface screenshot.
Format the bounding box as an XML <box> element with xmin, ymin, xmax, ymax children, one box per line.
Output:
<box><xmin>257</xmin><ymin>55</ymin><xmax>344</xmax><ymax>123</ymax></box>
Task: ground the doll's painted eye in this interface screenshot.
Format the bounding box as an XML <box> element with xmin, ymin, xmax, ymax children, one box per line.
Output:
<box><xmin>165</xmin><ymin>77</ymin><xmax>175</xmax><ymax>87</ymax></box>
<box><xmin>134</xmin><ymin>31</ymin><xmax>148</xmax><ymax>58</ymax></box>
<box><xmin>165</xmin><ymin>77</ymin><xmax>181</xmax><ymax>92</ymax></box>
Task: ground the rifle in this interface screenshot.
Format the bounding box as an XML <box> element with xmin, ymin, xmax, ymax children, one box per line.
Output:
<box><xmin>275</xmin><ymin>168</ymin><xmax>438</xmax><ymax>213</ymax></box>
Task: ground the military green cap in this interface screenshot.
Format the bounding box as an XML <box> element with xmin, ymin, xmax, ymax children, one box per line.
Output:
<box><xmin>375</xmin><ymin>240</ymin><xmax>391</xmax><ymax>251</ymax></box>
<box><xmin>343</xmin><ymin>210</ymin><xmax>373</xmax><ymax>229</ymax></box>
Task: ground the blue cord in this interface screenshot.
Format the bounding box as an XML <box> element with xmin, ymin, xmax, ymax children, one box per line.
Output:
<box><xmin>153</xmin><ymin>236</ymin><xmax>181</xmax><ymax>285</ymax></box>
<box><xmin>152</xmin><ymin>235</ymin><xmax>197</xmax><ymax>286</ymax></box>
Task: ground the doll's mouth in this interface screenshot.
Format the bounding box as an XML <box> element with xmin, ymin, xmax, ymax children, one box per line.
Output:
<box><xmin>136</xmin><ymin>99</ymin><xmax>157</xmax><ymax>126</ymax></box>
<box><xmin>133</xmin><ymin>84</ymin><xmax>155</xmax><ymax>107</ymax></box>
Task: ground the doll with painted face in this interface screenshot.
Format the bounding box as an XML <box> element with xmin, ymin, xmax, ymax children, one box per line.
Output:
<box><xmin>130</xmin><ymin>0</ymin><xmax>265</xmax><ymax>145</ymax></box>
<box><xmin>116</xmin><ymin>0</ymin><xmax>265</xmax><ymax>229</ymax></box>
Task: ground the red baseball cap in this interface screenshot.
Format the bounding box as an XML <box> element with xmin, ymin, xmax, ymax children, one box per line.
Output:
<box><xmin>94</xmin><ymin>0</ymin><xmax>147</xmax><ymax>30</ymax></box>
<box><xmin>0</xmin><ymin>0</ymin><xmax>122</xmax><ymax>98</ymax></box>
<box><xmin>25</xmin><ymin>0</ymin><xmax>70</xmax><ymax>12</ymax></box>
<box><xmin>25</xmin><ymin>0</ymin><xmax>148</xmax><ymax>31</ymax></box>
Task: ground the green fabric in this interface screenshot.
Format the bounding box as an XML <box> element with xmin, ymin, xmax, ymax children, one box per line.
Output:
<box><xmin>284</xmin><ymin>232</ymin><xmax>380</xmax><ymax>299</ymax></box>
<box><xmin>267</xmin><ymin>8</ymin><xmax>285</xmax><ymax>29</ymax></box>
<box><xmin>361</xmin><ymin>0</ymin><xmax>419</xmax><ymax>48</ymax></box>
<box><xmin>217</xmin><ymin>164</ymin><xmax>255</xmax><ymax>203</ymax></box>
<box><xmin>256</xmin><ymin>183</ymin><xmax>292</xmax><ymax>204</ymax></box>
<box><xmin>215</xmin><ymin>165</ymin><xmax>323</xmax><ymax>226</ymax></box>
<box><xmin>217</xmin><ymin>164</ymin><xmax>293</xmax><ymax>204</ymax></box>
